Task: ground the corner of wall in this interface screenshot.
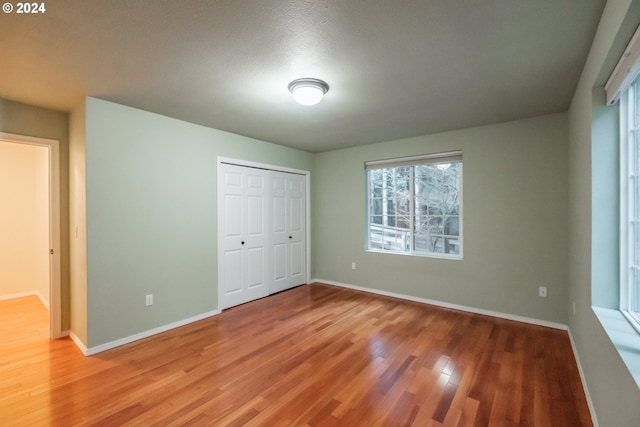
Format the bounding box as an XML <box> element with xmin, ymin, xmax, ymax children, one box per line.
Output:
<box><xmin>69</xmin><ymin>99</ymin><xmax>88</xmax><ymax>346</ymax></box>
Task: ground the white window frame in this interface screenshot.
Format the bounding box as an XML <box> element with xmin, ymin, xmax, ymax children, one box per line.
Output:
<box><xmin>365</xmin><ymin>151</ymin><xmax>463</xmax><ymax>260</ymax></box>
<box><xmin>620</xmin><ymin>80</ymin><xmax>640</xmax><ymax>334</ymax></box>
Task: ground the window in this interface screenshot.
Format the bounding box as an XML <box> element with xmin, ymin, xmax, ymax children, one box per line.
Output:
<box><xmin>621</xmin><ymin>77</ymin><xmax>640</xmax><ymax>332</ymax></box>
<box><xmin>366</xmin><ymin>152</ymin><xmax>462</xmax><ymax>259</ymax></box>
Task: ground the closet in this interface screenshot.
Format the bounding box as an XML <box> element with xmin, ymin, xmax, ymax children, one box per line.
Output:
<box><xmin>218</xmin><ymin>160</ymin><xmax>307</xmax><ymax>309</ymax></box>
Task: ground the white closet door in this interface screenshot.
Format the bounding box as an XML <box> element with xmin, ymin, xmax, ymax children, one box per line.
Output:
<box><xmin>270</xmin><ymin>172</ymin><xmax>289</xmax><ymax>293</ymax></box>
<box><xmin>219</xmin><ymin>160</ymin><xmax>307</xmax><ymax>309</ymax></box>
<box><xmin>286</xmin><ymin>173</ymin><xmax>306</xmax><ymax>288</ymax></box>
<box><xmin>270</xmin><ymin>171</ymin><xmax>306</xmax><ymax>294</ymax></box>
<box><xmin>219</xmin><ymin>164</ymin><xmax>269</xmax><ymax>309</ymax></box>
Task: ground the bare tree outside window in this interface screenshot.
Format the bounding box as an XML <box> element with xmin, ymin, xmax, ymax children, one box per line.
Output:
<box><xmin>414</xmin><ymin>163</ymin><xmax>461</xmax><ymax>254</ymax></box>
<box><xmin>367</xmin><ymin>155</ymin><xmax>462</xmax><ymax>258</ymax></box>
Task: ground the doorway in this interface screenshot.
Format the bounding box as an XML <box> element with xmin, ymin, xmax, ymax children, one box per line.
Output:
<box><xmin>0</xmin><ymin>132</ymin><xmax>61</xmax><ymax>338</ymax></box>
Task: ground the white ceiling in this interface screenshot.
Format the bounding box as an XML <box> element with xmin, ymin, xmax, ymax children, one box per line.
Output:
<box><xmin>0</xmin><ymin>0</ymin><xmax>605</xmax><ymax>153</ymax></box>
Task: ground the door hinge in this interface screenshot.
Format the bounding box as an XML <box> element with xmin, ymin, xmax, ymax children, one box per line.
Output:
<box><xmin>50</xmin><ymin>249</ymin><xmax>54</xmax><ymax>255</ymax></box>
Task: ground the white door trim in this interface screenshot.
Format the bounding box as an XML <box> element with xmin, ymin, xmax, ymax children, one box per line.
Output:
<box><xmin>0</xmin><ymin>132</ymin><xmax>62</xmax><ymax>339</ymax></box>
<box><xmin>217</xmin><ymin>157</ymin><xmax>311</xmax><ymax>310</ymax></box>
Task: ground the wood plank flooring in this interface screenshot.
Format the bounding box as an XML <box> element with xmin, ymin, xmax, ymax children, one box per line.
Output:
<box><xmin>0</xmin><ymin>283</ymin><xmax>593</xmax><ymax>426</ymax></box>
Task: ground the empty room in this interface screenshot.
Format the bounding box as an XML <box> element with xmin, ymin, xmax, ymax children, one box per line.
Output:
<box><xmin>1</xmin><ymin>1</ymin><xmax>640</xmax><ymax>426</ymax></box>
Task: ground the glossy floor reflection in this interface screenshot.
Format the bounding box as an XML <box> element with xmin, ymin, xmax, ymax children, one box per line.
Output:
<box><xmin>0</xmin><ymin>284</ymin><xmax>592</xmax><ymax>426</ymax></box>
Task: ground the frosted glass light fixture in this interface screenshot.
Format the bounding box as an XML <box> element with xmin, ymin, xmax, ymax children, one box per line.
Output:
<box><xmin>288</xmin><ymin>78</ymin><xmax>329</xmax><ymax>106</ymax></box>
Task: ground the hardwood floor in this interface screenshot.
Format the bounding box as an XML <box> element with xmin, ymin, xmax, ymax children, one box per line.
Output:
<box><xmin>0</xmin><ymin>283</ymin><xmax>592</xmax><ymax>426</ymax></box>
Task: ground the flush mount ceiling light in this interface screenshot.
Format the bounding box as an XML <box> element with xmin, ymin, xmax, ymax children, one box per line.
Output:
<box><xmin>288</xmin><ymin>78</ymin><xmax>329</xmax><ymax>106</ymax></box>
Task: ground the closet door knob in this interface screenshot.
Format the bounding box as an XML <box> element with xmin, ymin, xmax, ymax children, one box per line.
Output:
<box><xmin>241</xmin><ymin>241</ymin><xmax>245</xmax><ymax>245</ymax></box>
<box><xmin>289</xmin><ymin>236</ymin><xmax>292</xmax><ymax>239</ymax></box>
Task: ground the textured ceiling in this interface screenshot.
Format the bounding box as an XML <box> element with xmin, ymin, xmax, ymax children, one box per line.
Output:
<box><xmin>0</xmin><ymin>0</ymin><xmax>605</xmax><ymax>152</ymax></box>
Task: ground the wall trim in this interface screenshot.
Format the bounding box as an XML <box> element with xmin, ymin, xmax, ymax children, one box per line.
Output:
<box><xmin>79</xmin><ymin>309</ymin><xmax>220</xmax><ymax>356</ymax></box>
<box><xmin>0</xmin><ymin>291</ymin><xmax>49</xmax><ymax>310</ymax></box>
<box><xmin>568</xmin><ymin>328</ymin><xmax>599</xmax><ymax>427</ymax></box>
<box><xmin>69</xmin><ymin>331</ymin><xmax>88</xmax><ymax>355</ymax></box>
<box><xmin>35</xmin><ymin>291</ymin><xmax>49</xmax><ymax>310</ymax></box>
<box><xmin>313</xmin><ymin>279</ymin><xmax>568</xmax><ymax>330</ymax></box>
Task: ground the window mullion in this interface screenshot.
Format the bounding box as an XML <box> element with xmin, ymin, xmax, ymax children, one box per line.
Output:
<box><xmin>632</xmin><ymin>125</ymin><xmax>637</xmax><ymax>313</ymax></box>
<box><xmin>632</xmin><ymin>82</ymin><xmax>639</xmax><ymax>314</ymax></box>
<box><xmin>625</xmin><ymin>86</ymin><xmax>632</xmax><ymax>312</ymax></box>
<box><xmin>409</xmin><ymin>166</ymin><xmax>415</xmax><ymax>253</ymax></box>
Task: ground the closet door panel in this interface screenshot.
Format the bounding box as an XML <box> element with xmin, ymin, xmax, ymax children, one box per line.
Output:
<box><xmin>287</xmin><ymin>174</ymin><xmax>306</xmax><ymax>287</ymax></box>
<box><xmin>289</xmin><ymin>241</ymin><xmax>303</xmax><ymax>277</ymax></box>
<box><xmin>223</xmin><ymin>250</ymin><xmax>242</xmax><ymax>294</ymax></box>
<box><xmin>273</xmin><ymin>243</ymin><xmax>287</xmax><ymax>281</ymax></box>
<box><xmin>269</xmin><ymin>171</ymin><xmax>290</xmax><ymax>293</ymax></box>
<box><xmin>247</xmin><ymin>246</ymin><xmax>265</xmax><ymax>289</ymax></box>
<box><xmin>219</xmin><ymin>164</ymin><xmax>269</xmax><ymax>309</ymax></box>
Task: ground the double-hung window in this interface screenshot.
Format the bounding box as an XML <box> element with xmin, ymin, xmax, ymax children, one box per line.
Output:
<box><xmin>620</xmin><ymin>77</ymin><xmax>640</xmax><ymax>332</ymax></box>
<box><xmin>365</xmin><ymin>151</ymin><xmax>462</xmax><ymax>259</ymax></box>
<box><xmin>606</xmin><ymin>23</ymin><xmax>640</xmax><ymax>335</ymax></box>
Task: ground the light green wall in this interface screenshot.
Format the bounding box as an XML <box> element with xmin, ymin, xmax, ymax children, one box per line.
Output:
<box><xmin>313</xmin><ymin>113</ymin><xmax>568</xmax><ymax>324</ymax></box>
<box><xmin>0</xmin><ymin>98</ymin><xmax>71</xmax><ymax>330</ymax></box>
<box><xmin>567</xmin><ymin>1</ymin><xmax>640</xmax><ymax>426</ymax></box>
<box><xmin>84</xmin><ymin>97</ymin><xmax>313</xmax><ymax>347</ymax></box>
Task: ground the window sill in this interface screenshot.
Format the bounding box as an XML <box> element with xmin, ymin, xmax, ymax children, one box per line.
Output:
<box><xmin>592</xmin><ymin>306</ymin><xmax>640</xmax><ymax>387</ymax></box>
<box><xmin>365</xmin><ymin>248</ymin><xmax>462</xmax><ymax>261</ymax></box>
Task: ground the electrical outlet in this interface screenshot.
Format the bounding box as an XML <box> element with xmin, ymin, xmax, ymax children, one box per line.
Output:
<box><xmin>573</xmin><ymin>301</ymin><xmax>576</xmax><ymax>315</ymax></box>
<box><xmin>145</xmin><ymin>294</ymin><xmax>153</xmax><ymax>306</ymax></box>
<box><xmin>352</xmin><ymin>262</ymin><xmax>356</xmax><ymax>270</ymax></box>
<box><xmin>538</xmin><ymin>286</ymin><xmax>548</xmax><ymax>298</ymax></box>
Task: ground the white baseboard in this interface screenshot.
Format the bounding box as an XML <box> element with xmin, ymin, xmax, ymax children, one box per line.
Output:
<box><xmin>0</xmin><ymin>291</ymin><xmax>49</xmax><ymax>310</ymax></box>
<box><xmin>568</xmin><ymin>329</ymin><xmax>599</xmax><ymax>427</ymax></box>
<box><xmin>312</xmin><ymin>278</ymin><xmax>568</xmax><ymax>330</ymax></box>
<box><xmin>35</xmin><ymin>291</ymin><xmax>49</xmax><ymax>310</ymax></box>
<box><xmin>68</xmin><ymin>331</ymin><xmax>88</xmax><ymax>355</ymax></box>
<box><xmin>80</xmin><ymin>309</ymin><xmax>220</xmax><ymax>356</ymax></box>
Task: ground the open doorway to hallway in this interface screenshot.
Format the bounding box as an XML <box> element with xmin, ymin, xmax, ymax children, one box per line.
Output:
<box><xmin>0</xmin><ymin>134</ymin><xmax>61</xmax><ymax>338</ymax></box>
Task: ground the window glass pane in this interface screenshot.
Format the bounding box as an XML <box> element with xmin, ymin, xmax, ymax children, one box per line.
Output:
<box><xmin>628</xmin><ymin>220</ymin><xmax>640</xmax><ymax>267</ymax></box>
<box><xmin>367</xmin><ymin>166</ymin><xmax>410</xmax><ymax>254</ymax></box>
<box><xmin>444</xmin><ymin>237</ymin><xmax>460</xmax><ymax>255</ymax></box>
<box><xmin>370</xmin><ymin>198</ymin><xmax>382</xmax><ymax>216</ymax></box>
<box><xmin>635</xmin><ymin>81</ymin><xmax>640</xmax><ymax>125</ymax></box>
<box><xmin>370</xmin><ymin>215</ymin><xmax>382</xmax><ymax>226</ymax></box>
<box><xmin>635</xmin><ymin>129</ymin><xmax>640</xmax><ymax>173</ymax></box>
<box><xmin>369</xmin><ymin>171</ymin><xmax>383</xmax><ymax>198</ymax></box>
<box><xmin>413</xmin><ymin>161</ymin><xmax>461</xmax><ymax>255</ymax></box>
<box><xmin>367</xmin><ymin>157</ymin><xmax>461</xmax><ymax>257</ymax></box>
<box><xmin>397</xmin><ymin>196</ymin><xmax>410</xmax><ymax>229</ymax></box>
<box><xmin>634</xmin><ymin>268</ymin><xmax>640</xmax><ymax>311</ymax></box>
<box><xmin>445</xmin><ymin>216</ymin><xmax>459</xmax><ymax>237</ymax></box>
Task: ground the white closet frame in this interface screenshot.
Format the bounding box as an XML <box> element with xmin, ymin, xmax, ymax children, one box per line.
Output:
<box><xmin>216</xmin><ymin>156</ymin><xmax>311</xmax><ymax>309</ymax></box>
